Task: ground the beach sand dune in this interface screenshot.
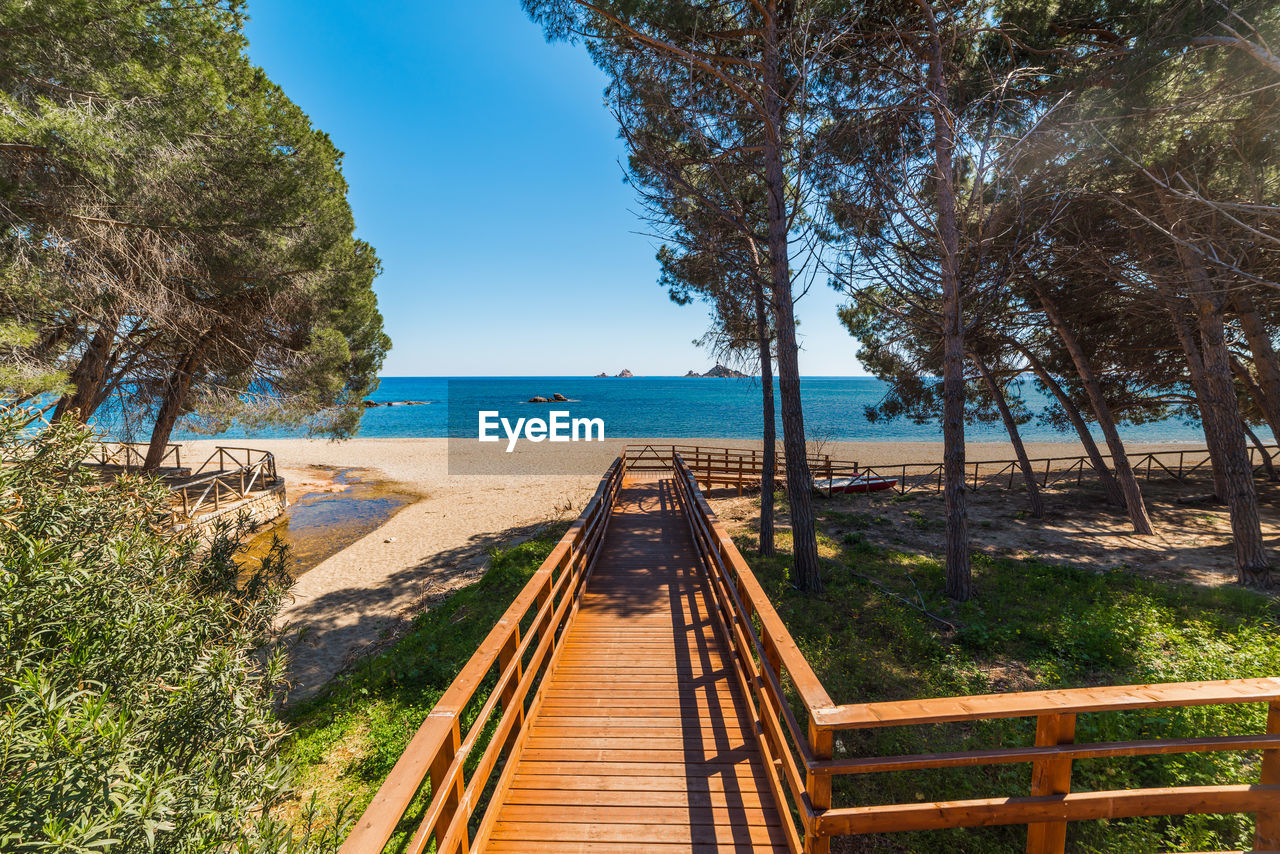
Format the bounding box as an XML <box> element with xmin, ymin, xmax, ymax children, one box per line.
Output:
<box><xmin>181</xmin><ymin>437</ymin><xmax>1210</xmax><ymax>701</ymax></box>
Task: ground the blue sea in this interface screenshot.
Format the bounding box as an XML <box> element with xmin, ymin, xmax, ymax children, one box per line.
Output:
<box><xmin>168</xmin><ymin>376</ymin><xmax>1228</xmax><ymax>444</ymax></box>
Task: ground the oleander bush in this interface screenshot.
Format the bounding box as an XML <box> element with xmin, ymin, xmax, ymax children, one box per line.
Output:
<box><xmin>0</xmin><ymin>409</ymin><xmax>333</xmax><ymax>852</ymax></box>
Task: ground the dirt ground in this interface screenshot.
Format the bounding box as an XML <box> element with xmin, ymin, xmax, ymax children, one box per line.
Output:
<box><xmin>707</xmin><ymin>474</ymin><xmax>1280</xmax><ymax>589</ymax></box>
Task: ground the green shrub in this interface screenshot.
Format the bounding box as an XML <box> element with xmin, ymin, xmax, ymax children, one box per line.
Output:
<box><xmin>746</xmin><ymin>529</ymin><xmax>1279</xmax><ymax>853</ymax></box>
<box><xmin>0</xmin><ymin>410</ymin><xmax>329</xmax><ymax>852</ymax></box>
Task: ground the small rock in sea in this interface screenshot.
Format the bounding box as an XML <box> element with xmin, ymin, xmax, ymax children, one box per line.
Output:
<box><xmin>363</xmin><ymin>399</ymin><xmax>379</xmax><ymax>407</ymax></box>
<box><xmin>552</xmin><ymin>393</ymin><xmax>568</xmax><ymax>401</ymax></box>
<box><xmin>529</xmin><ymin>396</ymin><xmax>550</xmax><ymax>403</ymax></box>
<box><xmin>617</xmin><ymin>369</ymin><xmax>634</xmax><ymax>378</ymax></box>
<box><xmin>594</xmin><ymin>372</ymin><xmax>608</xmax><ymax>378</ymax></box>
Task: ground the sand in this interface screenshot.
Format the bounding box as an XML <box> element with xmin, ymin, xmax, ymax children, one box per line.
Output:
<box><xmin>178</xmin><ymin>436</ymin><xmax>1215</xmax><ymax>701</ymax></box>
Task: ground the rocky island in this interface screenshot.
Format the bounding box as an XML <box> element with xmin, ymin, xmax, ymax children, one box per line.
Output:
<box><xmin>685</xmin><ymin>364</ymin><xmax>750</xmax><ymax>378</ymax></box>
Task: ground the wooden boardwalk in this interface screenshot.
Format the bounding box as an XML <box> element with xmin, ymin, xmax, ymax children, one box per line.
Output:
<box><xmin>480</xmin><ymin>478</ymin><xmax>789</xmax><ymax>853</ymax></box>
<box><xmin>344</xmin><ymin>451</ymin><xmax>1280</xmax><ymax>854</ymax></box>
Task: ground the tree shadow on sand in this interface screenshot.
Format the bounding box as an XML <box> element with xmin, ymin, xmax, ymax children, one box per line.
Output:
<box><xmin>274</xmin><ymin>520</ymin><xmax>556</xmax><ymax>707</ymax></box>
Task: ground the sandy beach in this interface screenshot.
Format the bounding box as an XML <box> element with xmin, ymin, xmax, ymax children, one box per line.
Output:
<box><xmin>181</xmin><ymin>436</ymin><xmax>1214</xmax><ymax>701</ymax></box>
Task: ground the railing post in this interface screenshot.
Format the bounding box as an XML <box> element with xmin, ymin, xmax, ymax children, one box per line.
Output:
<box><xmin>430</xmin><ymin>715</ymin><xmax>467</xmax><ymax>852</ymax></box>
<box><xmin>1256</xmin><ymin>700</ymin><xmax>1280</xmax><ymax>850</ymax></box>
<box><xmin>1026</xmin><ymin>712</ymin><xmax>1076</xmax><ymax>854</ymax></box>
<box><xmin>497</xmin><ymin>629</ymin><xmax>525</xmax><ymax>746</ymax></box>
<box><xmin>806</xmin><ymin>715</ymin><xmax>833</xmax><ymax>854</ymax></box>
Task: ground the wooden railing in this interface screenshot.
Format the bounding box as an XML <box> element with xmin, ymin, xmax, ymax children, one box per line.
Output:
<box><xmin>85</xmin><ymin>441</ymin><xmax>182</xmax><ymax>471</ymax></box>
<box><xmin>339</xmin><ymin>458</ymin><xmax>625</xmax><ymax>854</ymax></box>
<box><xmin>671</xmin><ymin>452</ymin><xmax>1280</xmax><ymax>853</ymax></box>
<box><xmin>629</xmin><ymin>442</ymin><xmax>1280</xmax><ymax>497</ymax></box>
<box><xmin>861</xmin><ymin>444</ymin><xmax>1280</xmax><ymax>496</ymax></box>
<box><xmin>623</xmin><ymin>443</ymin><xmax>862</xmax><ymax>496</ymax></box>
<box><xmin>169</xmin><ymin>447</ymin><xmax>279</xmax><ymax>522</ymax></box>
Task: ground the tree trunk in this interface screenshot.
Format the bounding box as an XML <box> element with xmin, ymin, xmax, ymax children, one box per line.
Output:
<box><xmin>53</xmin><ymin>316</ymin><xmax>120</xmax><ymax>422</ymax></box>
<box><xmin>144</xmin><ymin>346</ymin><xmax>205</xmax><ymax>471</ymax></box>
<box><xmin>920</xmin><ymin>4</ymin><xmax>971</xmax><ymax>600</ymax></box>
<box><xmin>973</xmin><ymin>356</ymin><xmax>1043</xmax><ymax>518</ymax></box>
<box><xmin>1243</xmin><ymin>420</ymin><xmax>1278</xmax><ymax>482</ymax></box>
<box><xmin>1032</xmin><ymin>282</ymin><xmax>1154</xmax><ymax>535</ymax></box>
<box><xmin>761</xmin><ymin>1</ymin><xmax>819</xmax><ymax>592</ymax></box>
<box><xmin>1157</xmin><ymin>283</ymin><xmax>1230</xmax><ymax>499</ymax></box>
<box><xmin>1232</xmin><ymin>357</ymin><xmax>1280</xmax><ymax>474</ymax></box>
<box><xmin>755</xmin><ymin>279</ymin><xmax>777</xmax><ymax>556</ymax></box>
<box><xmin>1164</xmin><ymin>205</ymin><xmax>1271</xmax><ymax>588</ymax></box>
<box><xmin>1013</xmin><ymin>340</ymin><xmax>1124</xmax><ymax>506</ymax></box>
<box><xmin>1231</xmin><ymin>289</ymin><xmax>1280</xmax><ymax>443</ymax></box>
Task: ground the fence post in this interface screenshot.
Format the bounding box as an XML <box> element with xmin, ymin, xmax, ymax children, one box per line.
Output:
<box><xmin>497</xmin><ymin>629</ymin><xmax>525</xmax><ymax>747</ymax></box>
<box><xmin>806</xmin><ymin>715</ymin><xmax>833</xmax><ymax>854</ymax></box>
<box><xmin>1026</xmin><ymin>712</ymin><xmax>1076</xmax><ymax>854</ymax></box>
<box><xmin>1257</xmin><ymin>700</ymin><xmax>1280</xmax><ymax>849</ymax></box>
<box><xmin>429</xmin><ymin>715</ymin><xmax>467</xmax><ymax>851</ymax></box>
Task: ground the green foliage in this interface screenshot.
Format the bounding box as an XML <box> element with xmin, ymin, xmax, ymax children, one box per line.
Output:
<box><xmin>278</xmin><ymin>524</ymin><xmax>570</xmax><ymax>844</ymax></box>
<box><xmin>0</xmin><ymin>0</ymin><xmax>389</xmax><ymax>443</ymax></box>
<box><xmin>747</xmin><ymin>529</ymin><xmax>1279</xmax><ymax>853</ymax></box>
<box><xmin>0</xmin><ymin>408</ymin><xmax>324</xmax><ymax>852</ymax></box>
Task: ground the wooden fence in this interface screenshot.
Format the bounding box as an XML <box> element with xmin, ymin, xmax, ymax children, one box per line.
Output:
<box><xmin>83</xmin><ymin>443</ymin><xmax>279</xmax><ymax>522</ymax></box>
<box><xmin>860</xmin><ymin>444</ymin><xmax>1280</xmax><ymax>496</ymax></box>
<box><xmin>85</xmin><ymin>441</ymin><xmax>182</xmax><ymax>471</ymax></box>
<box><xmin>168</xmin><ymin>446</ymin><xmax>279</xmax><ymax>522</ymax></box>
<box><xmin>629</xmin><ymin>442</ymin><xmax>1280</xmax><ymax>497</ymax></box>
<box><xmin>672</xmin><ymin>451</ymin><xmax>1280</xmax><ymax>853</ymax></box>
<box><xmin>339</xmin><ymin>458</ymin><xmax>625</xmax><ymax>854</ymax></box>
<box><xmin>623</xmin><ymin>443</ymin><xmax>862</xmax><ymax>496</ymax></box>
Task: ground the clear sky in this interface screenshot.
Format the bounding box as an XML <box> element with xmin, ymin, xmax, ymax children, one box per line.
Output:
<box><xmin>242</xmin><ymin>0</ymin><xmax>868</xmax><ymax>377</ymax></box>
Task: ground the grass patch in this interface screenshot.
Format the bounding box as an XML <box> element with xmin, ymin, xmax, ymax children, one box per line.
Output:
<box><xmin>743</xmin><ymin>528</ymin><xmax>1279</xmax><ymax>853</ymax></box>
<box><xmin>275</xmin><ymin>522</ymin><xmax>571</xmax><ymax>845</ymax></box>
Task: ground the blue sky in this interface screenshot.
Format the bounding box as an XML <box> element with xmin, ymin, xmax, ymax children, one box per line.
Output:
<box><xmin>243</xmin><ymin>0</ymin><xmax>867</xmax><ymax>377</ymax></box>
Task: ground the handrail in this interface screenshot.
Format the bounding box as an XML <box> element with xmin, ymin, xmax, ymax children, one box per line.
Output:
<box><xmin>168</xmin><ymin>447</ymin><xmax>279</xmax><ymax>522</ymax></box>
<box><xmin>859</xmin><ymin>444</ymin><xmax>1280</xmax><ymax>495</ymax></box>
<box><xmin>669</xmin><ymin>452</ymin><xmax>1280</xmax><ymax>854</ymax></box>
<box><xmin>623</xmin><ymin>443</ymin><xmax>862</xmax><ymax>497</ymax></box>
<box><xmin>85</xmin><ymin>442</ymin><xmax>182</xmax><ymax>471</ymax></box>
<box><xmin>83</xmin><ymin>443</ymin><xmax>280</xmax><ymax>523</ymax></box>
<box><xmin>340</xmin><ymin>457</ymin><xmax>626</xmax><ymax>854</ymax></box>
<box><xmin>629</xmin><ymin>442</ymin><xmax>1280</xmax><ymax>497</ymax></box>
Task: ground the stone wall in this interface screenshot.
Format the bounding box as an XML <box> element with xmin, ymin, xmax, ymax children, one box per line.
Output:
<box><xmin>172</xmin><ymin>478</ymin><xmax>287</xmax><ymax>542</ymax></box>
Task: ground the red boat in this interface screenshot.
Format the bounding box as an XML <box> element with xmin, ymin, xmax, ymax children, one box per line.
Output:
<box><xmin>814</xmin><ymin>475</ymin><xmax>898</xmax><ymax>494</ymax></box>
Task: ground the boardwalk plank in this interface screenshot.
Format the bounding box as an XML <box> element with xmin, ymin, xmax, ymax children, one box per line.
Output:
<box><xmin>477</xmin><ymin>479</ymin><xmax>787</xmax><ymax>853</ymax></box>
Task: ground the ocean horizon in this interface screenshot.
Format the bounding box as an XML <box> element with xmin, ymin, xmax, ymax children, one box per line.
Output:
<box><xmin>164</xmin><ymin>375</ymin><xmax>1244</xmax><ymax>445</ymax></box>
